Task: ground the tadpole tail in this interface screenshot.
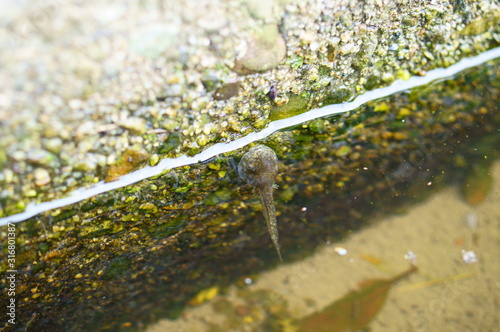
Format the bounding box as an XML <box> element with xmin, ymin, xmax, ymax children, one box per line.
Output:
<box><xmin>259</xmin><ymin>186</ymin><xmax>283</xmax><ymax>262</ymax></box>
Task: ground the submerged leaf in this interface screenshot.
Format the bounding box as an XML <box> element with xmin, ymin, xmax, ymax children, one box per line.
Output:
<box><xmin>298</xmin><ymin>265</ymin><xmax>417</xmax><ymax>332</ymax></box>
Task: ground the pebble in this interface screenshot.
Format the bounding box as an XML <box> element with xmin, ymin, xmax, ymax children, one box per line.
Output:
<box><xmin>120</xmin><ymin>117</ymin><xmax>147</xmax><ymax>135</ymax></box>
<box><xmin>44</xmin><ymin>138</ymin><xmax>63</xmax><ymax>154</ymax></box>
<box><xmin>34</xmin><ymin>168</ymin><xmax>51</xmax><ymax>187</ymax></box>
<box><xmin>461</xmin><ymin>250</ymin><xmax>478</xmax><ymax>264</ymax></box>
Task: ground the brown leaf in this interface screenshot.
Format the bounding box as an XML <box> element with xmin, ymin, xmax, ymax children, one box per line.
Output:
<box><xmin>298</xmin><ymin>265</ymin><xmax>417</xmax><ymax>332</ymax></box>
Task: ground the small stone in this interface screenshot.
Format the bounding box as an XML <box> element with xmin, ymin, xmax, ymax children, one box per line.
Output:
<box><xmin>300</xmin><ymin>32</ymin><xmax>315</xmax><ymax>45</ymax></box>
<box><xmin>74</xmin><ymin>159</ymin><xmax>97</xmax><ymax>172</ymax></box>
<box><xmin>161</xmin><ymin>119</ymin><xmax>177</xmax><ymax>131</ymax></box>
<box><xmin>3</xmin><ymin>169</ymin><xmax>14</xmax><ymax>183</ymax></box>
<box><xmin>129</xmin><ymin>23</ymin><xmax>180</xmax><ymax>59</ymax></box>
<box><xmin>10</xmin><ymin>150</ymin><xmax>26</xmax><ymax>161</ymax></box>
<box><xmin>68</xmin><ymin>99</ymin><xmax>83</xmax><ymax>109</ymax></box>
<box><xmin>246</xmin><ymin>0</ymin><xmax>274</xmax><ymax>20</ymax></box>
<box><xmin>203</xmin><ymin>123</ymin><xmax>214</xmax><ymax>135</ymax></box>
<box><xmin>340</xmin><ymin>31</ymin><xmax>353</xmax><ymax>43</ymax></box>
<box><xmin>27</xmin><ymin>148</ymin><xmax>56</xmax><ymax>167</ymax></box>
<box><xmin>310</xmin><ymin>41</ymin><xmax>319</xmax><ymax>51</ymax></box>
<box><xmin>125</xmin><ymin>196</ymin><xmax>136</xmax><ymax>203</ymax></box>
<box><xmin>44</xmin><ymin>138</ymin><xmax>63</xmax><ymax>154</ymax></box>
<box><xmin>197</xmin><ymin>135</ymin><xmax>208</xmax><ymax>147</ymax></box>
<box><xmin>382</xmin><ymin>71</ymin><xmax>395</xmax><ymax>82</ymax></box>
<box><xmin>340</xmin><ymin>42</ymin><xmax>355</xmax><ymax>54</ymax></box>
<box><xmin>149</xmin><ymin>154</ymin><xmax>160</xmax><ymax>166</ymax></box>
<box><xmin>461</xmin><ymin>250</ymin><xmax>478</xmax><ymax>264</ymax></box>
<box><xmin>120</xmin><ymin>117</ymin><xmax>147</xmax><ymax>135</ymax></box>
<box><xmin>208</xmin><ymin>163</ymin><xmax>221</xmax><ymax>171</ymax></box>
<box><xmin>396</xmin><ymin>69</ymin><xmax>411</xmax><ymax>81</ymax></box>
<box><xmin>389</xmin><ymin>43</ymin><xmax>399</xmax><ymax>51</ymax></box>
<box><xmin>335</xmin><ymin>145</ymin><xmax>351</xmax><ymax>157</ymax></box>
<box><xmin>331</xmin><ymin>36</ymin><xmax>341</xmax><ymax>45</ymax></box>
<box><xmin>158</xmin><ymin>83</ymin><xmax>184</xmax><ymax>98</ymax></box>
<box><xmin>213</xmin><ymin>82</ymin><xmax>240</xmax><ymax>100</ymax></box>
<box><xmin>25</xmin><ymin>189</ymin><xmax>37</xmax><ymax>197</ymax></box>
<box><xmin>34</xmin><ymin>168</ymin><xmax>51</xmax><ymax>186</ymax></box>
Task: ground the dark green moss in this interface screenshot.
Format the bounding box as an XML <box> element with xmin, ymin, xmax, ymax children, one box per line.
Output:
<box><xmin>158</xmin><ymin>131</ymin><xmax>183</xmax><ymax>154</ymax></box>
<box><xmin>364</xmin><ymin>75</ymin><xmax>381</xmax><ymax>90</ymax></box>
<box><xmin>286</xmin><ymin>56</ymin><xmax>304</xmax><ymax>70</ymax></box>
<box><xmin>38</xmin><ymin>241</ymin><xmax>50</xmax><ymax>253</ymax></box>
<box><xmin>318</xmin><ymin>65</ymin><xmax>332</xmax><ymax>76</ymax></box>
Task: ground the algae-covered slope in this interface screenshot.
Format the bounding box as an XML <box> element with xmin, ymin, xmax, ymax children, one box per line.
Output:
<box><xmin>0</xmin><ymin>56</ymin><xmax>498</xmax><ymax>331</ymax></box>
<box><xmin>1</xmin><ymin>0</ymin><xmax>499</xmax><ymax>215</ymax></box>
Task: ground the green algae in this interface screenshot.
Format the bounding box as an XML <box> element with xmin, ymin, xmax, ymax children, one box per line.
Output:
<box><xmin>460</xmin><ymin>10</ymin><xmax>500</xmax><ymax>36</ymax></box>
<box><xmin>269</xmin><ymin>95</ymin><xmax>308</xmax><ymax>121</ymax></box>
<box><xmin>158</xmin><ymin>132</ymin><xmax>183</xmax><ymax>155</ymax></box>
<box><xmin>214</xmin><ymin>82</ymin><xmax>241</xmax><ymax>101</ymax></box>
<box><xmin>204</xmin><ymin>188</ymin><xmax>233</xmax><ymax>206</ymax></box>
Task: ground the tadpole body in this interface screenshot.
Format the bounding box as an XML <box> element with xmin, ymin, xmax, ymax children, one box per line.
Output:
<box><xmin>238</xmin><ymin>145</ymin><xmax>282</xmax><ymax>261</ymax></box>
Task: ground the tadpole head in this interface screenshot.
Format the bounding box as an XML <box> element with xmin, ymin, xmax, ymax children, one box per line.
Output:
<box><xmin>238</xmin><ymin>145</ymin><xmax>278</xmax><ymax>187</ymax></box>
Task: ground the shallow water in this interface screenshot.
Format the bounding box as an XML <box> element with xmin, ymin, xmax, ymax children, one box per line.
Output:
<box><xmin>149</xmin><ymin>161</ymin><xmax>500</xmax><ymax>332</ymax></box>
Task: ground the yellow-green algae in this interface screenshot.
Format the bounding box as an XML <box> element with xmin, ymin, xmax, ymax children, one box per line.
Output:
<box><xmin>269</xmin><ymin>95</ymin><xmax>308</xmax><ymax>121</ymax></box>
